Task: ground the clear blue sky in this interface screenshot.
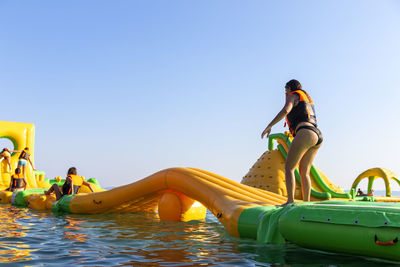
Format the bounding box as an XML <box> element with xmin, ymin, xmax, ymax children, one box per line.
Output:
<box><xmin>1</xmin><ymin>1</ymin><xmax>399</xmax><ymax>190</ymax></box>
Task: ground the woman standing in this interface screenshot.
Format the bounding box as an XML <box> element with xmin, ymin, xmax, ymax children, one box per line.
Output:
<box><xmin>261</xmin><ymin>79</ymin><xmax>323</xmax><ymax>206</ymax></box>
<box><xmin>14</xmin><ymin>147</ymin><xmax>36</xmax><ymax>176</ymax></box>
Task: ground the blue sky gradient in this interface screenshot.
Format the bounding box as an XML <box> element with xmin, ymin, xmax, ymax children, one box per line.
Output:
<box><xmin>1</xmin><ymin>1</ymin><xmax>399</xmax><ymax>189</ymax></box>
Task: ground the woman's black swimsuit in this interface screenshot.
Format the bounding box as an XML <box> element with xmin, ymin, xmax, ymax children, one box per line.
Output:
<box><xmin>295</xmin><ymin>125</ymin><xmax>323</xmax><ymax>146</ymax></box>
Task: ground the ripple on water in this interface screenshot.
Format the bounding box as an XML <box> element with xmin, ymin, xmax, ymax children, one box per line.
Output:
<box><xmin>0</xmin><ymin>205</ymin><xmax>397</xmax><ymax>266</ymax></box>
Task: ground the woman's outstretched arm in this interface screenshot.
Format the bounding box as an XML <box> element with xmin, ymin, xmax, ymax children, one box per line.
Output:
<box><xmin>261</xmin><ymin>94</ymin><xmax>296</xmax><ymax>138</ymax></box>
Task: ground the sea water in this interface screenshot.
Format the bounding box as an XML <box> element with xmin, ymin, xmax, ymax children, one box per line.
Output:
<box><xmin>0</xmin><ymin>197</ymin><xmax>398</xmax><ymax>266</ymax></box>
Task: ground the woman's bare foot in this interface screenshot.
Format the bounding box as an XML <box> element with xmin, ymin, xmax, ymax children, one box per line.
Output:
<box><xmin>277</xmin><ymin>201</ymin><xmax>293</xmax><ymax>207</ymax></box>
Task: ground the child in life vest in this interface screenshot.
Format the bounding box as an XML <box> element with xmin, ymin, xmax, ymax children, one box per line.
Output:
<box><xmin>6</xmin><ymin>168</ymin><xmax>27</xmax><ymax>192</ymax></box>
<box><xmin>44</xmin><ymin>167</ymin><xmax>94</xmax><ymax>200</ymax></box>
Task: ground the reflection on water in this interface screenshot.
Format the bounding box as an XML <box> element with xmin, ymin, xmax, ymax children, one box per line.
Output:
<box><xmin>0</xmin><ymin>206</ymin><xmax>36</xmax><ymax>263</ymax></box>
<box><xmin>0</xmin><ymin>205</ymin><xmax>397</xmax><ymax>266</ymax></box>
<box><xmin>64</xmin><ymin>217</ymin><xmax>87</xmax><ymax>243</ymax></box>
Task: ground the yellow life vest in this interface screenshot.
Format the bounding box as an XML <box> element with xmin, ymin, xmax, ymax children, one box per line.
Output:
<box><xmin>69</xmin><ymin>174</ymin><xmax>84</xmax><ymax>186</ymax></box>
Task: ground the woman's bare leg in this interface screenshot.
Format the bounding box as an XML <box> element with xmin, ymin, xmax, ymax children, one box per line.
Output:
<box><xmin>45</xmin><ymin>184</ymin><xmax>63</xmax><ymax>200</ymax></box>
<box><xmin>53</xmin><ymin>186</ymin><xmax>63</xmax><ymax>200</ymax></box>
<box><xmin>280</xmin><ymin>130</ymin><xmax>318</xmax><ymax>206</ymax></box>
<box><xmin>44</xmin><ymin>184</ymin><xmax>55</xmax><ymax>195</ymax></box>
<box><xmin>299</xmin><ymin>144</ymin><xmax>320</xmax><ymax>202</ymax></box>
<box><xmin>20</xmin><ymin>165</ymin><xmax>26</xmax><ymax>176</ymax></box>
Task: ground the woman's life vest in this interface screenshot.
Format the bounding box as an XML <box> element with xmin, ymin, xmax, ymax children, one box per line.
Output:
<box><xmin>62</xmin><ymin>175</ymin><xmax>84</xmax><ymax>195</ymax></box>
<box><xmin>19</xmin><ymin>150</ymin><xmax>29</xmax><ymax>160</ymax></box>
<box><xmin>10</xmin><ymin>174</ymin><xmax>25</xmax><ymax>189</ymax></box>
<box><xmin>285</xmin><ymin>90</ymin><xmax>317</xmax><ymax>135</ymax></box>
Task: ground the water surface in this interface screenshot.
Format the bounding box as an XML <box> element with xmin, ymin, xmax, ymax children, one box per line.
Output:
<box><xmin>0</xmin><ymin>202</ymin><xmax>397</xmax><ymax>266</ymax></box>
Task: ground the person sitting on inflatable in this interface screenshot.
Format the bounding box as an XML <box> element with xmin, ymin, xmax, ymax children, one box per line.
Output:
<box><xmin>357</xmin><ymin>188</ymin><xmax>374</xmax><ymax>196</ymax></box>
<box><xmin>6</xmin><ymin>168</ymin><xmax>27</xmax><ymax>192</ymax></box>
<box><xmin>44</xmin><ymin>167</ymin><xmax>94</xmax><ymax>200</ymax></box>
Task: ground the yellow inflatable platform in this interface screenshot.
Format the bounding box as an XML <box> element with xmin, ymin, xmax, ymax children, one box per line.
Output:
<box><xmin>3</xmin><ymin>121</ymin><xmax>400</xmax><ymax>262</ymax></box>
<box><xmin>2</xmin><ymin>121</ymin><xmax>400</xmax><ymax>239</ymax></box>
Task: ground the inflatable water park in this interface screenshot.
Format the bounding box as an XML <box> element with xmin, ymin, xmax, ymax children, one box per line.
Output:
<box><xmin>1</xmin><ymin>120</ymin><xmax>400</xmax><ymax>262</ymax></box>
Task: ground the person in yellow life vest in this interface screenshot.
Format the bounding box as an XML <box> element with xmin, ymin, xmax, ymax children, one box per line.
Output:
<box><xmin>261</xmin><ymin>79</ymin><xmax>323</xmax><ymax>207</ymax></box>
<box><xmin>6</xmin><ymin>168</ymin><xmax>27</xmax><ymax>192</ymax></box>
<box><xmin>0</xmin><ymin>148</ymin><xmax>12</xmax><ymax>172</ymax></box>
<box><xmin>13</xmin><ymin>147</ymin><xmax>36</xmax><ymax>176</ymax></box>
<box><xmin>44</xmin><ymin>167</ymin><xmax>94</xmax><ymax>200</ymax></box>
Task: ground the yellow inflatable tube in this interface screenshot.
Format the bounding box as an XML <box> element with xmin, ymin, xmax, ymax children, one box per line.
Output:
<box><xmin>54</xmin><ymin>167</ymin><xmax>286</xmax><ymax>237</ymax></box>
<box><xmin>0</xmin><ymin>191</ymin><xmax>13</xmax><ymax>204</ymax></box>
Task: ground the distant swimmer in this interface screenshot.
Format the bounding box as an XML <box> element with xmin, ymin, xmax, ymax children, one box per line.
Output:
<box><xmin>44</xmin><ymin>167</ymin><xmax>94</xmax><ymax>200</ymax></box>
<box><xmin>6</xmin><ymin>168</ymin><xmax>27</xmax><ymax>192</ymax></box>
<box><xmin>0</xmin><ymin>148</ymin><xmax>12</xmax><ymax>171</ymax></box>
<box><xmin>14</xmin><ymin>147</ymin><xmax>36</xmax><ymax>176</ymax></box>
<box><xmin>261</xmin><ymin>79</ymin><xmax>323</xmax><ymax>207</ymax></box>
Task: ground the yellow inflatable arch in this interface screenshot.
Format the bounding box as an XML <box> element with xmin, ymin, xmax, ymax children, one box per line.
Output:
<box><xmin>351</xmin><ymin>167</ymin><xmax>399</xmax><ymax>197</ymax></box>
<box><xmin>0</xmin><ymin>121</ymin><xmax>47</xmax><ymax>189</ymax></box>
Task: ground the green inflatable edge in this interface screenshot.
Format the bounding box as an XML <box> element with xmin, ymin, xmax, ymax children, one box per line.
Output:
<box><xmin>278</xmin><ymin>201</ymin><xmax>400</xmax><ymax>261</ymax></box>
<box><xmin>52</xmin><ymin>195</ymin><xmax>74</xmax><ymax>213</ymax></box>
<box><xmin>13</xmin><ymin>189</ymin><xmax>46</xmax><ymax>207</ymax></box>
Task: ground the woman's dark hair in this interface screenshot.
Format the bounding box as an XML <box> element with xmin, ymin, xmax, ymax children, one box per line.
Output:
<box><xmin>15</xmin><ymin>168</ymin><xmax>21</xmax><ymax>174</ymax></box>
<box><xmin>67</xmin><ymin>167</ymin><xmax>77</xmax><ymax>175</ymax></box>
<box><xmin>285</xmin><ymin>79</ymin><xmax>302</xmax><ymax>91</ymax></box>
<box><xmin>24</xmin><ymin>147</ymin><xmax>29</xmax><ymax>151</ymax></box>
